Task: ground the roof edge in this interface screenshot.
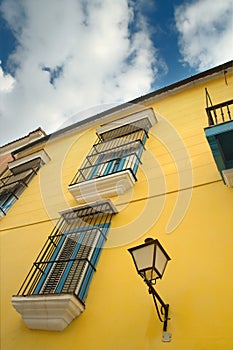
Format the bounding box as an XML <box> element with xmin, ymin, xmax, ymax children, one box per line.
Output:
<box><xmin>10</xmin><ymin>60</ymin><xmax>233</xmax><ymax>156</ymax></box>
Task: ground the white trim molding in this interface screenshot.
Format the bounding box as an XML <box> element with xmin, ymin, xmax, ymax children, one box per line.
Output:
<box><xmin>8</xmin><ymin>149</ymin><xmax>50</xmax><ymax>173</ymax></box>
<box><xmin>12</xmin><ymin>294</ymin><xmax>85</xmax><ymax>331</ymax></box>
<box><xmin>96</xmin><ymin>108</ymin><xmax>158</xmax><ymax>138</ymax></box>
<box><xmin>68</xmin><ymin>169</ymin><xmax>136</xmax><ymax>203</ymax></box>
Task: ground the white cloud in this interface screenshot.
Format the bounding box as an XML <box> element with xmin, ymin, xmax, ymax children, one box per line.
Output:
<box><xmin>0</xmin><ymin>61</ymin><xmax>15</xmax><ymax>92</ymax></box>
<box><xmin>175</xmin><ymin>0</ymin><xmax>233</xmax><ymax>71</ymax></box>
<box><xmin>0</xmin><ymin>0</ymin><xmax>163</xmax><ymax>145</ymax></box>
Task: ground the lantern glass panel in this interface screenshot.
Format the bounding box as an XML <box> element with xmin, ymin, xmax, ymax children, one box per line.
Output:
<box><xmin>144</xmin><ymin>268</ymin><xmax>159</xmax><ymax>281</ymax></box>
<box><xmin>155</xmin><ymin>245</ymin><xmax>169</xmax><ymax>277</ymax></box>
<box><xmin>131</xmin><ymin>244</ymin><xmax>154</xmax><ymax>272</ymax></box>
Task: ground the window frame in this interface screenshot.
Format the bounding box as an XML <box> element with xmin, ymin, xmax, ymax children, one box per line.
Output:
<box><xmin>15</xmin><ymin>200</ymin><xmax>117</xmax><ymax>303</ymax></box>
<box><xmin>0</xmin><ymin>168</ymin><xmax>38</xmax><ymax>216</ymax></box>
<box><xmin>0</xmin><ymin>151</ymin><xmax>50</xmax><ymax>216</ymax></box>
<box><xmin>33</xmin><ymin>223</ymin><xmax>111</xmax><ymax>302</ymax></box>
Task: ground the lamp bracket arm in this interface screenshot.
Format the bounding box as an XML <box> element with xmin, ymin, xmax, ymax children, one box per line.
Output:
<box><xmin>146</xmin><ymin>282</ymin><xmax>166</xmax><ymax>309</ymax></box>
<box><xmin>146</xmin><ymin>281</ymin><xmax>170</xmax><ymax>332</ymax></box>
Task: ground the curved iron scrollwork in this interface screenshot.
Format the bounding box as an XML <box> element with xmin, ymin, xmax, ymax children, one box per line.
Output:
<box><xmin>146</xmin><ymin>281</ymin><xmax>170</xmax><ymax>332</ymax></box>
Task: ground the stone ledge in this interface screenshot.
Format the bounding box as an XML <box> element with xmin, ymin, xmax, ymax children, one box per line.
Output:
<box><xmin>8</xmin><ymin>149</ymin><xmax>50</xmax><ymax>174</ymax></box>
<box><xmin>68</xmin><ymin>169</ymin><xmax>136</xmax><ymax>203</ymax></box>
<box><xmin>12</xmin><ymin>294</ymin><xmax>85</xmax><ymax>331</ymax></box>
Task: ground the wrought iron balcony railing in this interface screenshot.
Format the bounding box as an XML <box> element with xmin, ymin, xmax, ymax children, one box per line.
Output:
<box><xmin>15</xmin><ymin>201</ymin><xmax>116</xmax><ymax>303</ymax></box>
<box><xmin>0</xmin><ymin>169</ymin><xmax>37</xmax><ymax>216</ymax></box>
<box><xmin>70</xmin><ymin>128</ymin><xmax>148</xmax><ymax>186</ymax></box>
<box><xmin>206</xmin><ymin>99</ymin><xmax>233</xmax><ymax>126</ymax></box>
<box><xmin>12</xmin><ymin>201</ymin><xmax>117</xmax><ymax>331</ymax></box>
<box><xmin>204</xmin><ymin>90</ymin><xmax>233</xmax><ymax>187</ymax></box>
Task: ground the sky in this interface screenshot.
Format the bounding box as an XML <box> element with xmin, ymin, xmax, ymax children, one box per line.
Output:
<box><xmin>0</xmin><ymin>0</ymin><xmax>232</xmax><ymax>146</ymax></box>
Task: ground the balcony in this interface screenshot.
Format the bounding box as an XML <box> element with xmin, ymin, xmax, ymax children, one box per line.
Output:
<box><xmin>69</xmin><ymin>127</ymin><xmax>148</xmax><ymax>202</ymax></box>
<box><xmin>0</xmin><ymin>149</ymin><xmax>50</xmax><ymax>216</ymax></box>
<box><xmin>68</xmin><ymin>109</ymin><xmax>158</xmax><ymax>203</ymax></box>
<box><xmin>0</xmin><ymin>169</ymin><xmax>37</xmax><ymax>216</ymax></box>
<box><xmin>206</xmin><ymin>99</ymin><xmax>233</xmax><ymax>126</ymax></box>
<box><xmin>8</xmin><ymin>149</ymin><xmax>50</xmax><ymax>174</ymax></box>
<box><xmin>204</xmin><ymin>97</ymin><xmax>233</xmax><ymax>186</ymax></box>
<box><xmin>12</xmin><ymin>200</ymin><xmax>117</xmax><ymax>331</ymax></box>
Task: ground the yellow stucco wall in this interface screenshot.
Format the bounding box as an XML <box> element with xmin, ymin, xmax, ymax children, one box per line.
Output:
<box><xmin>1</xmin><ymin>69</ymin><xmax>233</xmax><ymax>349</ymax></box>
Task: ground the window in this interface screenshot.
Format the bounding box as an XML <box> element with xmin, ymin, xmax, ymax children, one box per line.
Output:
<box><xmin>0</xmin><ymin>185</ymin><xmax>19</xmax><ymax>215</ymax></box>
<box><xmin>0</xmin><ymin>168</ymin><xmax>38</xmax><ymax>216</ymax></box>
<box><xmin>33</xmin><ymin>223</ymin><xmax>111</xmax><ymax>302</ymax></box>
<box><xmin>12</xmin><ymin>200</ymin><xmax>117</xmax><ymax>331</ymax></box>
<box><xmin>0</xmin><ymin>150</ymin><xmax>50</xmax><ymax>216</ymax></box>
<box><xmin>68</xmin><ymin>109</ymin><xmax>157</xmax><ymax>202</ymax></box>
<box><xmin>81</xmin><ymin>128</ymin><xmax>147</xmax><ymax>182</ymax></box>
<box><xmin>204</xmin><ymin>118</ymin><xmax>233</xmax><ymax>187</ymax></box>
<box><xmin>204</xmin><ymin>91</ymin><xmax>233</xmax><ymax>187</ymax></box>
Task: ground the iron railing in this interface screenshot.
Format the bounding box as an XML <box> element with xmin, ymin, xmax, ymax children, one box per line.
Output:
<box><xmin>16</xmin><ymin>201</ymin><xmax>116</xmax><ymax>303</ymax></box>
<box><xmin>70</xmin><ymin>128</ymin><xmax>148</xmax><ymax>185</ymax></box>
<box><xmin>205</xmin><ymin>89</ymin><xmax>233</xmax><ymax>126</ymax></box>
<box><xmin>206</xmin><ymin>99</ymin><xmax>233</xmax><ymax>126</ymax></box>
<box><xmin>0</xmin><ymin>169</ymin><xmax>37</xmax><ymax>215</ymax></box>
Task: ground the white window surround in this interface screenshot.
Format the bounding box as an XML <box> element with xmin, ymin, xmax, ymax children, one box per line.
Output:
<box><xmin>68</xmin><ymin>169</ymin><xmax>136</xmax><ymax>203</ymax></box>
<box><xmin>222</xmin><ymin>168</ymin><xmax>233</xmax><ymax>187</ymax></box>
<box><xmin>96</xmin><ymin>108</ymin><xmax>157</xmax><ymax>138</ymax></box>
<box><xmin>8</xmin><ymin>149</ymin><xmax>50</xmax><ymax>174</ymax></box>
<box><xmin>12</xmin><ymin>294</ymin><xmax>84</xmax><ymax>331</ymax></box>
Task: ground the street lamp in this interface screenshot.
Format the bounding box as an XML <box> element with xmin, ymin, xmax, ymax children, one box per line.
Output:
<box><xmin>128</xmin><ymin>238</ymin><xmax>171</xmax><ymax>342</ymax></box>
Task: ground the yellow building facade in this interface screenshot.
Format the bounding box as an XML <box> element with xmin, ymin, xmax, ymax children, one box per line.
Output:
<box><xmin>1</xmin><ymin>61</ymin><xmax>233</xmax><ymax>349</ymax></box>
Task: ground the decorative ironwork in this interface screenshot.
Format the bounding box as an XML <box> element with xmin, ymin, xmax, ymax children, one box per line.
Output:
<box><xmin>148</xmin><ymin>281</ymin><xmax>170</xmax><ymax>332</ymax></box>
<box><xmin>205</xmin><ymin>88</ymin><xmax>233</xmax><ymax>126</ymax></box>
<box><xmin>0</xmin><ymin>169</ymin><xmax>38</xmax><ymax>215</ymax></box>
<box><xmin>70</xmin><ymin>127</ymin><xmax>148</xmax><ymax>186</ymax></box>
<box><xmin>16</xmin><ymin>201</ymin><xmax>116</xmax><ymax>303</ymax></box>
<box><xmin>128</xmin><ymin>238</ymin><xmax>171</xmax><ymax>335</ymax></box>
